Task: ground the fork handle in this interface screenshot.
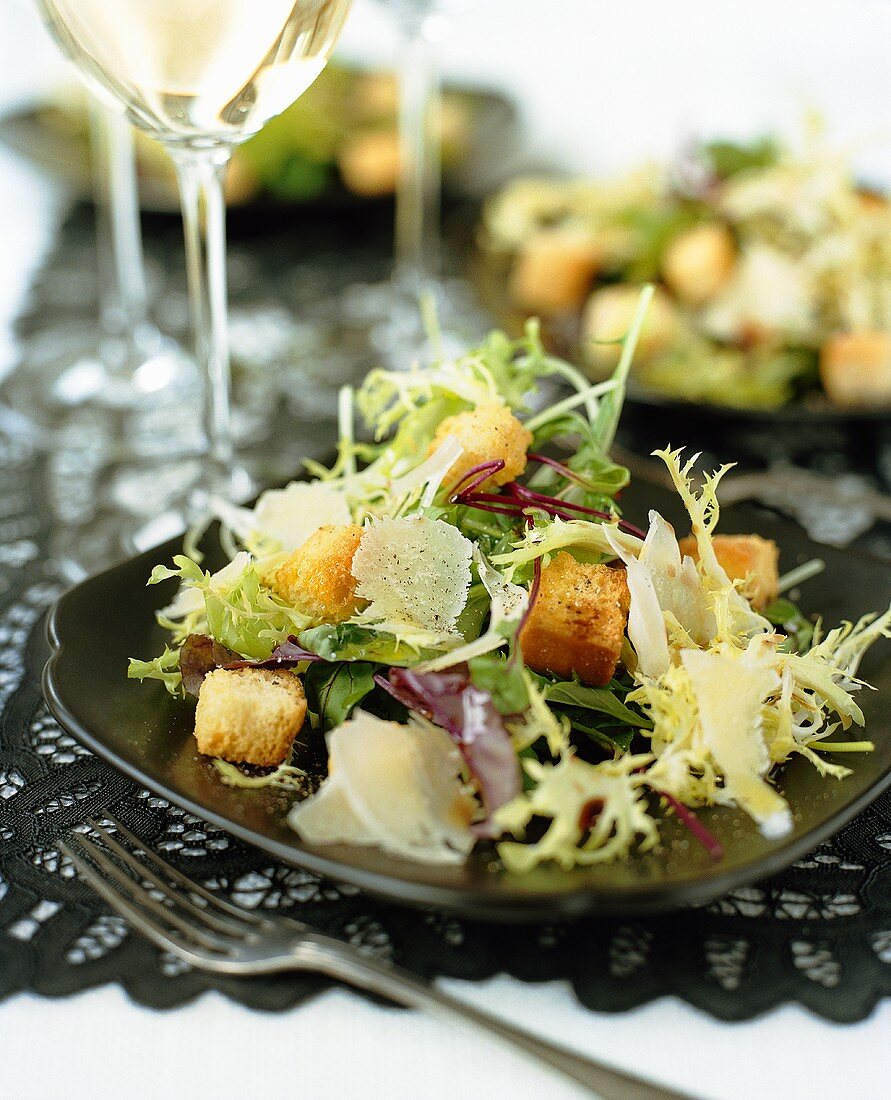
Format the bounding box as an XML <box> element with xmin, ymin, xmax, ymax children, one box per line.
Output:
<box><xmin>297</xmin><ymin>935</ymin><xmax>697</xmax><ymax>1100</ymax></box>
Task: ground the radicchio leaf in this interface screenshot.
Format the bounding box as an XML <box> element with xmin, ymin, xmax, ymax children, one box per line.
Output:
<box><xmin>179</xmin><ymin>634</ymin><xmax>239</xmax><ymax>697</ymax></box>
<box><xmin>181</xmin><ymin>634</ymin><xmax>328</xmax><ymax>697</ymax></box>
<box><xmin>376</xmin><ymin>665</ymin><xmax>521</xmax><ymax>831</ymax></box>
<box><xmin>224</xmin><ymin>636</ymin><xmax>328</xmax><ymax>672</ymax></box>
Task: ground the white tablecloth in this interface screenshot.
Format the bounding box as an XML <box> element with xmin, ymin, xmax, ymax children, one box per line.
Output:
<box><xmin>2</xmin><ymin>3</ymin><xmax>890</xmax><ymax>1097</ymax></box>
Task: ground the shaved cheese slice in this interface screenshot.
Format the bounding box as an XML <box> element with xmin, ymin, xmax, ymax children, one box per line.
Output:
<box><xmin>682</xmin><ymin>644</ymin><xmax>791</xmax><ymax>838</ymax></box>
<box><xmin>251</xmin><ymin>482</ymin><xmax>351</xmax><ymax>553</ymax></box>
<box><xmin>640</xmin><ymin>511</ymin><xmax>714</xmax><ymax>644</ymax></box>
<box><xmin>415</xmin><ymin>548</ymin><xmax>529</xmax><ymax>673</ymax></box>
<box><xmin>388</xmin><ymin>436</ymin><xmax>464</xmax><ymax>509</ymax></box>
<box><xmin>475</xmin><ymin>546</ymin><xmax>528</xmax><ymax>624</ymax></box>
<box><xmin>351</xmin><ymin>515</ymin><xmax>473</xmax><ymax>633</ymax></box>
<box><xmin>624</xmin><ymin>557</ymin><xmax>671</xmax><ymax>678</ymax></box>
<box><xmin>604</xmin><ymin>526</ymin><xmax>670</xmax><ymax>677</ymax></box>
<box><xmin>160</xmin><ymin>552</ymin><xmax>252</xmax><ymax>620</ymax></box>
<box><xmin>288</xmin><ymin>712</ymin><xmax>475</xmax><ymax>863</ymax></box>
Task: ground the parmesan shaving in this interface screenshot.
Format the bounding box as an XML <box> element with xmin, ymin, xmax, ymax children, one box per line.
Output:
<box><xmin>288</xmin><ymin>712</ymin><xmax>474</xmax><ymax>863</ymax></box>
<box><xmin>351</xmin><ymin>515</ymin><xmax>473</xmax><ymax>633</ymax></box>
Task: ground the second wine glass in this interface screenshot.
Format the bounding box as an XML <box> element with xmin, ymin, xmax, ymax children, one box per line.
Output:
<box><xmin>34</xmin><ymin>0</ymin><xmax>353</xmax><ymax>506</ymax></box>
<box><xmin>346</xmin><ymin>0</ymin><xmax>487</xmax><ymax>364</ymax></box>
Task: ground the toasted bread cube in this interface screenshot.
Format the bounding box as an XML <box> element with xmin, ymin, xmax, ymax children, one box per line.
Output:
<box><xmin>338</xmin><ymin>130</ymin><xmax>401</xmax><ymax>197</ymax></box>
<box><xmin>662</xmin><ymin>223</ymin><xmax>736</xmax><ymax>306</ymax></box>
<box><xmin>581</xmin><ymin>284</ymin><xmax>679</xmax><ymax>371</ymax></box>
<box><xmin>224</xmin><ymin>153</ymin><xmax>260</xmax><ymax>205</ymax></box>
<box><xmin>819</xmin><ymin>332</ymin><xmax>891</xmax><ymax>408</ymax></box>
<box><xmin>354</xmin><ymin>71</ymin><xmax>399</xmax><ymax>118</ymax></box>
<box><xmin>272</xmin><ymin>524</ymin><xmax>365</xmax><ymax>623</ymax></box>
<box><xmin>430</xmin><ymin>405</ymin><xmax>533</xmax><ymax>492</ymax></box>
<box><xmin>679</xmin><ymin>533</ymin><xmax>779</xmax><ymax>610</ymax></box>
<box><xmin>194</xmin><ymin>667</ymin><xmax>307</xmax><ymax>766</ymax></box>
<box><xmin>855</xmin><ymin>189</ymin><xmax>890</xmax><ymax>217</ymax></box>
<box><xmin>520</xmin><ymin>553</ymin><xmax>630</xmax><ymax>686</ymax></box>
<box><xmin>509</xmin><ymin>228</ymin><xmax>601</xmax><ymax>315</ymax></box>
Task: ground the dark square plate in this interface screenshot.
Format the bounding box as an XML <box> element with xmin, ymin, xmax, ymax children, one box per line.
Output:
<box><xmin>44</xmin><ymin>479</ymin><xmax>891</xmax><ymax>922</ymax></box>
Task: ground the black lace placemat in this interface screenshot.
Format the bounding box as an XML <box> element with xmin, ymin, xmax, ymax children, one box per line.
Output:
<box><xmin>1</xmin><ymin>205</ymin><xmax>891</xmax><ymax>1021</ymax></box>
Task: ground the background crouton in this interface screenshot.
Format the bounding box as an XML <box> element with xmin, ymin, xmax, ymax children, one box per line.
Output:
<box><xmin>819</xmin><ymin>331</ymin><xmax>891</xmax><ymax>407</ymax></box>
<box><xmin>431</xmin><ymin>405</ymin><xmax>532</xmax><ymax>492</ymax></box>
<box><xmin>272</xmin><ymin>523</ymin><xmax>365</xmax><ymax>623</ymax></box>
<box><xmin>520</xmin><ymin>553</ymin><xmax>630</xmax><ymax>686</ymax></box>
<box><xmin>662</xmin><ymin>222</ymin><xmax>736</xmax><ymax>306</ymax></box>
<box><xmin>194</xmin><ymin>668</ymin><xmax>307</xmax><ymax>766</ymax></box>
<box><xmin>509</xmin><ymin>228</ymin><xmax>601</xmax><ymax>315</ymax></box>
<box><xmin>338</xmin><ymin>130</ymin><xmax>401</xmax><ymax>197</ymax></box>
<box><xmin>581</xmin><ymin>284</ymin><xmax>679</xmax><ymax>371</ymax></box>
<box><xmin>679</xmin><ymin>533</ymin><xmax>779</xmax><ymax>610</ymax></box>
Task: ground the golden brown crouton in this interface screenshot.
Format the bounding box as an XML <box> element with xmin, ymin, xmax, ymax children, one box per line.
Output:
<box><xmin>855</xmin><ymin>188</ymin><xmax>890</xmax><ymax>217</ymax></box>
<box><xmin>224</xmin><ymin>154</ymin><xmax>260</xmax><ymax>205</ymax></box>
<box><xmin>819</xmin><ymin>331</ymin><xmax>891</xmax><ymax>408</ymax></box>
<box><xmin>520</xmin><ymin>553</ymin><xmax>630</xmax><ymax>686</ymax></box>
<box><xmin>353</xmin><ymin>71</ymin><xmax>399</xmax><ymax>119</ymax></box>
<box><xmin>662</xmin><ymin>222</ymin><xmax>736</xmax><ymax>306</ymax></box>
<box><xmin>338</xmin><ymin>130</ymin><xmax>401</xmax><ymax>197</ymax></box>
<box><xmin>581</xmin><ymin>284</ymin><xmax>679</xmax><ymax>372</ymax></box>
<box><xmin>272</xmin><ymin>524</ymin><xmax>365</xmax><ymax>623</ymax></box>
<box><xmin>194</xmin><ymin>668</ymin><xmax>307</xmax><ymax>766</ymax></box>
<box><xmin>430</xmin><ymin>405</ymin><xmax>533</xmax><ymax>492</ymax></box>
<box><xmin>679</xmin><ymin>533</ymin><xmax>780</xmax><ymax>610</ymax></box>
<box><xmin>509</xmin><ymin>228</ymin><xmax>601</xmax><ymax>315</ymax></box>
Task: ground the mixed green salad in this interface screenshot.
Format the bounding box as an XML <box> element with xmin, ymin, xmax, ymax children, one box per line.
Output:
<box><xmin>481</xmin><ymin>126</ymin><xmax>891</xmax><ymax>410</ymax></box>
<box><xmin>130</xmin><ymin>292</ymin><xmax>891</xmax><ymax>870</ymax></box>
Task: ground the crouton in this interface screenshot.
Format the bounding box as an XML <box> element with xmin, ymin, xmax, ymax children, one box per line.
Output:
<box><xmin>430</xmin><ymin>405</ymin><xmax>532</xmax><ymax>492</ymax></box>
<box><xmin>520</xmin><ymin>553</ymin><xmax>630</xmax><ymax>686</ymax></box>
<box><xmin>509</xmin><ymin>228</ymin><xmax>601</xmax><ymax>315</ymax></box>
<box><xmin>338</xmin><ymin>130</ymin><xmax>400</xmax><ymax>197</ymax></box>
<box><xmin>819</xmin><ymin>331</ymin><xmax>891</xmax><ymax>408</ymax></box>
<box><xmin>678</xmin><ymin>533</ymin><xmax>780</xmax><ymax>610</ymax></box>
<box><xmin>354</xmin><ymin>72</ymin><xmax>399</xmax><ymax>119</ymax></box>
<box><xmin>581</xmin><ymin>284</ymin><xmax>679</xmax><ymax>372</ymax></box>
<box><xmin>662</xmin><ymin>222</ymin><xmax>736</xmax><ymax>306</ymax></box>
<box><xmin>855</xmin><ymin>188</ymin><xmax>890</xmax><ymax>218</ymax></box>
<box><xmin>272</xmin><ymin>523</ymin><xmax>365</xmax><ymax>623</ymax></box>
<box><xmin>224</xmin><ymin>154</ymin><xmax>260</xmax><ymax>205</ymax></box>
<box><xmin>194</xmin><ymin>667</ymin><xmax>307</xmax><ymax>766</ymax></box>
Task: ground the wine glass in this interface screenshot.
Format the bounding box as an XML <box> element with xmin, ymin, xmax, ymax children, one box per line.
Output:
<box><xmin>8</xmin><ymin>99</ymin><xmax>195</xmax><ymax>421</ymax></box>
<box><xmin>33</xmin><ymin>0</ymin><xmax>353</xmax><ymax>506</ymax></box>
<box><xmin>345</xmin><ymin>0</ymin><xmax>487</xmax><ymax>364</ymax></box>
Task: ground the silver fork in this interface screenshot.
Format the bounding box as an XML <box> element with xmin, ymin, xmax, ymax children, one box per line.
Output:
<box><xmin>61</xmin><ymin>816</ymin><xmax>698</xmax><ymax>1100</ymax></box>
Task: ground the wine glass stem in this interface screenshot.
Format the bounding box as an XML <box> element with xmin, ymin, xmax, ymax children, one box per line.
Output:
<box><xmin>170</xmin><ymin>147</ymin><xmax>235</xmax><ymax>487</ymax></box>
<box><xmin>394</xmin><ymin>24</ymin><xmax>441</xmax><ymax>290</ymax></box>
<box><xmin>90</xmin><ymin>103</ymin><xmax>149</xmax><ymax>350</ymax></box>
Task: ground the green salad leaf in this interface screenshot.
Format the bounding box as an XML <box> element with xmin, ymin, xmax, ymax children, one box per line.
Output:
<box><xmin>469</xmin><ymin>653</ymin><xmax>530</xmax><ymax>715</ymax></box>
<box><xmin>298</xmin><ymin>622</ymin><xmax>439</xmax><ymax>666</ymax></box>
<box><xmin>127</xmin><ymin>646</ymin><xmax>183</xmax><ymax>695</ymax></box>
<box><xmin>304</xmin><ymin>661</ymin><xmax>377</xmax><ymax>730</ymax></box>
<box><xmin>703</xmin><ymin>136</ymin><xmax>780</xmax><ymax>179</ymax></box>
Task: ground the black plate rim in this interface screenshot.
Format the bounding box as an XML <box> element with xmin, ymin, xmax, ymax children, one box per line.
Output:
<box><xmin>624</xmin><ymin>383</ymin><xmax>891</xmax><ymax>425</ymax></box>
<box><xmin>42</xmin><ymin>534</ymin><xmax>891</xmax><ymax>923</ymax></box>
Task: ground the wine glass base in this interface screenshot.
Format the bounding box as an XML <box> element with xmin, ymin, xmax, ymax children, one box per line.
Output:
<box><xmin>340</xmin><ymin>275</ymin><xmax>490</xmax><ymax>369</ymax></box>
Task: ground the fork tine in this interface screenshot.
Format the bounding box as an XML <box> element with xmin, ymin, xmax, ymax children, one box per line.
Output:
<box><xmin>86</xmin><ymin>818</ymin><xmax>252</xmax><ymax>938</ymax></box>
<box><xmin>66</xmin><ymin>832</ymin><xmax>234</xmax><ymax>954</ymax></box>
<box><xmin>60</xmin><ymin>840</ymin><xmax>207</xmax><ymax>967</ymax></box>
<box><xmin>101</xmin><ymin>812</ymin><xmax>265</xmax><ymax>925</ymax></box>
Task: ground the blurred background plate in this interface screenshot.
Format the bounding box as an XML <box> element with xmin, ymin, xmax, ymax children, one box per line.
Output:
<box><xmin>0</xmin><ymin>63</ymin><xmax>520</xmax><ymax>215</ymax></box>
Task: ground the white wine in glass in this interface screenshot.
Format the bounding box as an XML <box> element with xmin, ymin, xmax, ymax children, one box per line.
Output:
<box><xmin>35</xmin><ymin>0</ymin><xmax>352</xmax><ymax>502</ymax></box>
